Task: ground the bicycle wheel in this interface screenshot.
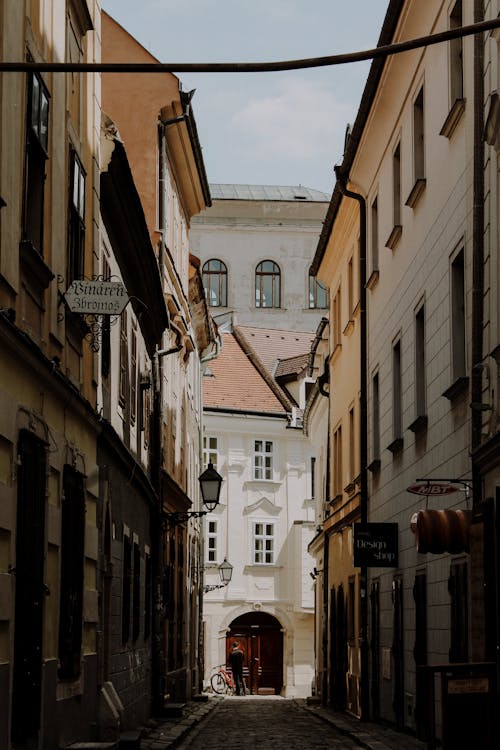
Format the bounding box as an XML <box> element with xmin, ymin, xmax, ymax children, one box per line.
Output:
<box><xmin>211</xmin><ymin>672</ymin><xmax>227</xmax><ymax>694</ymax></box>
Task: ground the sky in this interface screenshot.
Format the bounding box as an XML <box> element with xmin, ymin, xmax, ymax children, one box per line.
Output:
<box><xmin>101</xmin><ymin>0</ymin><xmax>389</xmax><ymax>196</ymax></box>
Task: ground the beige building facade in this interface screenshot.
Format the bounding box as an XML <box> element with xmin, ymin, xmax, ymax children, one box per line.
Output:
<box><xmin>310</xmin><ymin>1</ymin><xmax>500</xmax><ymax>744</ymax></box>
<box><xmin>0</xmin><ymin>2</ymin><xmax>102</xmax><ymax>747</ymax></box>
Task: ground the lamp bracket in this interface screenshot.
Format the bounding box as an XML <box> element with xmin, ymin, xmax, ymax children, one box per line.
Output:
<box><xmin>162</xmin><ymin>510</ymin><xmax>207</xmax><ymax>526</ymax></box>
<box><xmin>203</xmin><ymin>582</ymin><xmax>228</xmax><ymax>593</ymax></box>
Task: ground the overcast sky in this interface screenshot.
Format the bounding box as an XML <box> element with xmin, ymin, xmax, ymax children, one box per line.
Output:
<box><xmin>101</xmin><ymin>0</ymin><xmax>389</xmax><ymax>195</ymax></box>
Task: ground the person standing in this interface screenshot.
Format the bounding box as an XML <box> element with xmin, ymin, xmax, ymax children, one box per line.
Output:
<box><xmin>228</xmin><ymin>641</ymin><xmax>246</xmax><ymax>695</ymax></box>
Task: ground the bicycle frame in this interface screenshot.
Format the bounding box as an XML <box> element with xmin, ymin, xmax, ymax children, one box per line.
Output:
<box><xmin>210</xmin><ymin>665</ymin><xmax>235</xmax><ymax>694</ymax></box>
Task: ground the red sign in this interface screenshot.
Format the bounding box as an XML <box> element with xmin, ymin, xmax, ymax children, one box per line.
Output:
<box><xmin>407</xmin><ymin>483</ymin><xmax>458</xmax><ymax>496</ymax></box>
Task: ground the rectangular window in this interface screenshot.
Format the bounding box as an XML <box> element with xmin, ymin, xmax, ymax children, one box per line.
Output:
<box><xmin>58</xmin><ymin>466</ymin><xmax>85</xmax><ymax>679</ymax></box>
<box><xmin>143</xmin><ymin>384</ymin><xmax>151</xmax><ymax>447</ymax></box>
<box><xmin>119</xmin><ymin>310</ymin><xmax>128</xmax><ymax>408</ymax></box>
<box><xmin>415</xmin><ymin>305</ymin><xmax>426</xmax><ymax>417</ymax></box>
<box><xmin>122</xmin><ymin>532</ymin><xmax>132</xmax><ymax>643</ymax></box>
<box><xmin>254</xmin><ymin>439</ymin><xmax>273</xmax><ymax>480</ymax></box>
<box><xmin>392</xmin><ymin>340</ymin><xmax>402</xmax><ymax>441</ymax></box>
<box><xmin>348</xmin><ymin>577</ymin><xmax>356</xmax><ymax>641</ymax></box>
<box><xmin>371</xmin><ymin>196</ymin><xmax>379</xmax><ymax>273</ymax></box>
<box><xmin>450</xmin><ymin>1</ymin><xmax>463</xmax><ymax>103</ymax></box>
<box><xmin>393</xmin><ymin>143</ymin><xmax>401</xmax><ymax>227</ymax></box>
<box><xmin>349</xmin><ymin>406</ymin><xmax>355</xmax><ymax>481</ymax></box>
<box><xmin>253</xmin><ymin>522</ymin><xmax>274</xmax><ymax>564</ymax></box>
<box><xmin>101</xmin><ymin>256</ymin><xmax>111</xmax><ymax>378</ymax></box>
<box><xmin>130</xmin><ymin>325</ymin><xmax>137</xmax><ymax>425</ymax></box>
<box><xmin>372</xmin><ymin>372</ymin><xmax>380</xmax><ymax>462</ymax></box>
<box><xmin>132</xmin><ymin>541</ymin><xmax>140</xmax><ymax>641</ymax></box>
<box><xmin>311</xmin><ymin>456</ymin><xmax>316</xmax><ymax>500</ymax></box>
<box><xmin>413</xmin><ymin>87</ymin><xmax>425</xmax><ymax>181</ymax></box>
<box><xmin>206</xmin><ymin>520</ymin><xmax>218</xmax><ymax>563</ymax></box>
<box><xmin>309</xmin><ymin>275</ymin><xmax>329</xmax><ymax>309</ymax></box>
<box><xmin>333</xmin><ymin>287</ymin><xmax>342</xmax><ymax>348</ymax></box>
<box><xmin>451</xmin><ymin>249</ymin><xmax>466</xmax><ymax>380</ymax></box>
<box><xmin>348</xmin><ymin>257</ymin><xmax>354</xmax><ymax>316</ymax></box>
<box><xmin>22</xmin><ymin>72</ymin><xmax>50</xmax><ymax>254</ymax></box>
<box><xmin>203</xmin><ymin>436</ymin><xmax>218</xmax><ymax>471</ymax></box>
<box><xmin>333</xmin><ymin>424</ymin><xmax>342</xmax><ymax>497</ymax></box>
<box><xmin>144</xmin><ymin>552</ymin><xmax>152</xmax><ymax>640</ymax></box>
<box><xmin>67</xmin><ymin>148</ymin><xmax>86</xmax><ymax>285</ymax></box>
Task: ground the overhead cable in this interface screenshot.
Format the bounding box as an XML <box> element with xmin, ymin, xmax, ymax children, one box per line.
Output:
<box><xmin>0</xmin><ymin>17</ymin><xmax>499</xmax><ymax>73</ymax></box>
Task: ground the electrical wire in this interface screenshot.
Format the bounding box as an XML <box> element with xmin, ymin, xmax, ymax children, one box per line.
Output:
<box><xmin>0</xmin><ymin>18</ymin><xmax>499</xmax><ymax>73</ymax></box>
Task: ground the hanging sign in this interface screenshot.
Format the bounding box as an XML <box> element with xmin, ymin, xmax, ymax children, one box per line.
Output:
<box><xmin>407</xmin><ymin>482</ymin><xmax>459</xmax><ymax>496</ymax></box>
<box><xmin>353</xmin><ymin>523</ymin><xmax>398</xmax><ymax>567</ymax></box>
<box><xmin>64</xmin><ymin>280</ymin><xmax>129</xmax><ymax>315</ymax></box>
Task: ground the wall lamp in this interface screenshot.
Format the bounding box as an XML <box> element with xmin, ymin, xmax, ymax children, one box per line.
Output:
<box><xmin>163</xmin><ymin>463</ymin><xmax>223</xmax><ymax>525</ymax></box>
<box><xmin>203</xmin><ymin>558</ymin><xmax>233</xmax><ymax>593</ymax></box>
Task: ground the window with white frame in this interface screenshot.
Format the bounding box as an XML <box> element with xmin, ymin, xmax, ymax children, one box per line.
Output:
<box><xmin>253</xmin><ymin>522</ymin><xmax>274</xmax><ymax>564</ymax></box>
<box><xmin>203</xmin><ymin>436</ymin><xmax>219</xmax><ymax>471</ymax></box>
<box><xmin>206</xmin><ymin>519</ymin><xmax>218</xmax><ymax>563</ymax></box>
<box><xmin>253</xmin><ymin>440</ymin><xmax>273</xmax><ymax>480</ymax></box>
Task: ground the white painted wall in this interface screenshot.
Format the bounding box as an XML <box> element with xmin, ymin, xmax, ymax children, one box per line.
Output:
<box><xmin>202</xmin><ymin>410</ymin><xmax>316</xmax><ymax>697</ymax></box>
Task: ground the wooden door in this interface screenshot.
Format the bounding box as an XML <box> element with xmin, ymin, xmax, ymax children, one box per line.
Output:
<box><xmin>11</xmin><ymin>431</ymin><xmax>47</xmax><ymax>748</ymax></box>
<box><xmin>227</xmin><ymin>619</ymin><xmax>283</xmax><ymax>694</ymax></box>
<box><xmin>370</xmin><ymin>580</ymin><xmax>380</xmax><ymax>720</ymax></box>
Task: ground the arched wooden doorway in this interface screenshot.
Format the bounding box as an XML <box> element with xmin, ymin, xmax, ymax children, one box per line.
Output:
<box><xmin>227</xmin><ymin>612</ymin><xmax>283</xmax><ymax>695</ymax></box>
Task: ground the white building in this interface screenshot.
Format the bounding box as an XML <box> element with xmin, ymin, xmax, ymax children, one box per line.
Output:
<box><xmin>190</xmin><ymin>184</ymin><xmax>330</xmax><ymax>331</ymax></box>
<box><xmin>202</xmin><ymin>328</ymin><xmax>317</xmax><ymax>697</ymax></box>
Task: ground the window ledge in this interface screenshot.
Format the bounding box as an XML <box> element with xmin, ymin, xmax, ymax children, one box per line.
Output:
<box><xmin>247</xmin><ymin>479</ymin><xmax>280</xmax><ymax>487</ymax></box>
<box><xmin>366</xmin><ymin>269</ymin><xmax>379</xmax><ymax>290</ymax></box>
<box><xmin>408</xmin><ymin>414</ymin><xmax>428</xmax><ymax>434</ymax></box>
<box><xmin>442</xmin><ymin>376</ymin><xmax>469</xmax><ymax>401</ymax></box>
<box><xmin>343</xmin><ymin>319</ymin><xmax>355</xmax><ymax>337</ymax></box>
<box><xmin>20</xmin><ymin>240</ymin><xmax>54</xmax><ymax>292</ymax></box>
<box><xmin>367</xmin><ymin>459</ymin><xmax>381</xmax><ymax>474</ymax></box>
<box><xmin>405</xmin><ymin>178</ymin><xmax>426</xmax><ymax>209</ymax></box>
<box><xmin>344</xmin><ymin>482</ymin><xmax>357</xmax><ymax>496</ymax></box>
<box><xmin>440</xmin><ymin>98</ymin><xmax>465</xmax><ymax>139</ymax></box>
<box><xmin>329</xmin><ymin>494</ymin><xmax>343</xmax><ymax>506</ymax></box>
<box><xmin>385</xmin><ymin>224</ymin><xmax>402</xmax><ymax>251</ymax></box>
<box><xmin>387</xmin><ymin>437</ymin><xmax>404</xmax><ymax>454</ymax></box>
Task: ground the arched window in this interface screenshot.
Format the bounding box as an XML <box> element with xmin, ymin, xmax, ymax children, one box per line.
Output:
<box><xmin>202</xmin><ymin>259</ymin><xmax>227</xmax><ymax>307</ymax></box>
<box><xmin>255</xmin><ymin>260</ymin><xmax>281</xmax><ymax>308</ymax></box>
<box><xmin>309</xmin><ymin>275</ymin><xmax>329</xmax><ymax>309</ymax></box>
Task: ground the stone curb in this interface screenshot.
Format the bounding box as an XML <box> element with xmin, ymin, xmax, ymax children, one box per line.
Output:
<box><xmin>140</xmin><ymin>697</ymin><xmax>223</xmax><ymax>750</ymax></box>
<box><xmin>297</xmin><ymin>700</ymin><xmax>426</xmax><ymax>750</ymax></box>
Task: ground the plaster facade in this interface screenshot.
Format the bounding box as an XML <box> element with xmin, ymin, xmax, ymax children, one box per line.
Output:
<box><xmin>190</xmin><ymin>185</ymin><xmax>330</xmax><ymax>332</ymax></box>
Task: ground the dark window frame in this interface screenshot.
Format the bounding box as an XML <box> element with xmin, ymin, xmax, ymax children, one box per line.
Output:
<box><xmin>58</xmin><ymin>465</ymin><xmax>85</xmax><ymax>680</ymax></box>
<box><xmin>22</xmin><ymin>71</ymin><xmax>50</xmax><ymax>255</ymax></box>
<box><xmin>255</xmin><ymin>260</ymin><xmax>281</xmax><ymax>308</ymax></box>
<box><xmin>202</xmin><ymin>258</ymin><xmax>228</xmax><ymax>307</ymax></box>
<box><xmin>67</xmin><ymin>147</ymin><xmax>86</xmax><ymax>285</ymax></box>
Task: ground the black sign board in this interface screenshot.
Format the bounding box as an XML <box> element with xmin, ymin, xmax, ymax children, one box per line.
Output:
<box><xmin>354</xmin><ymin>523</ymin><xmax>398</xmax><ymax>567</ymax></box>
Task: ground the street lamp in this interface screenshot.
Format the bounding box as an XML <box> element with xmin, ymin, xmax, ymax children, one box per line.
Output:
<box><xmin>198</xmin><ymin>462</ymin><xmax>223</xmax><ymax>511</ymax></box>
<box><xmin>163</xmin><ymin>462</ymin><xmax>223</xmax><ymax>525</ymax></box>
<box><xmin>203</xmin><ymin>558</ymin><xmax>233</xmax><ymax>593</ymax></box>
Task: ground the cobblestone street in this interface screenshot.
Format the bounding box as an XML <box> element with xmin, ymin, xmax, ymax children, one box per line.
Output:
<box><xmin>172</xmin><ymin>697</ymin><xmax>362</xmax><ymax>750</ymax></box>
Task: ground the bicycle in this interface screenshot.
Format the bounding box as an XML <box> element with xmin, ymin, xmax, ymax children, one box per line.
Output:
<box><xmin>210</xmin><ymin>664</ymin><xmax>235</xmax><ymax>694</ymax></box>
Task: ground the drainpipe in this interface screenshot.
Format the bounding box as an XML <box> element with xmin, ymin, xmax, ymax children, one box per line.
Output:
<box><xmin>335</xmin><ymin>167</ymin><xmax>369</xmax><ymax>721</ymax></box>
<box><xmin>150</xmin><ymin>325</ymin><xmax>186</xmax><ymax>712</ymax></box>
<box><xmin>322</xmin><ymin>530</ymin><xmax>330</xmax><ymax>704</ymax></box>
<box><xmin>471</xmin><ymin>0</ymin><xmax>485</xmax><ymax>502</ymax></box>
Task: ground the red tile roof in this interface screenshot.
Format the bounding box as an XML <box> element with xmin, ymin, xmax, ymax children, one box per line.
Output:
<box><xmin>235</xmin><ymin>326</ymin><xmax>314</xmax><ymax>373</ymax></box>
<box><xmin>203</xmin><ymin>333</ymin><xmax>287</xmax><ymax>414</ymax></box>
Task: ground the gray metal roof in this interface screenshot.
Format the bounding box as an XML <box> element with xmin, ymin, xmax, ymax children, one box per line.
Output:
<box><xmin>209</xmin><ymin>183</ymin><xmax>330</xmax><ymax>202</ymax></box>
